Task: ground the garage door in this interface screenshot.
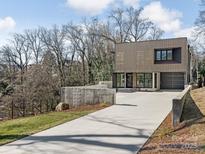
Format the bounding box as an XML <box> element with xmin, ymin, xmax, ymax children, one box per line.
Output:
<box><xmin>160</xmin><ymin>72</ymin><xmax>184</xmax><ymax>89</ymax></box>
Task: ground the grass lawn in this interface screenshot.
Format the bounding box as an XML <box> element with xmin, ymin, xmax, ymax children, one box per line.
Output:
<box><xmin>0</xmin><ymin>104</ymin><xmax>109</xmax><ymax>145</ymax></box>
<box><xmin>139</xmin><ymin>87</ymin><xmax>205</xmax><ymax>154</ymax></box>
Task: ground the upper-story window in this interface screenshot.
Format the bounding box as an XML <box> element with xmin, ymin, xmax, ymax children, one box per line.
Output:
<box><xmin>155</xmin><ymin>49</ymin><xmax>173</xmax><ymax>61</ymax></box>
<box><xmin>167</xmin><ymin>50</ymin><xmax>173</xmax><ymax>60</ymax></box>
<box><xmin>154</xmin><ymin>47</ymin><xmax>181</xmax><ymax>64</ymax></box>
<box><xmin>161</xmin><ymin>50</ymin><xmax>167</xmax><ymax>60</ymax></box>
<box><xmin>156</xmin><ymin>51</ymin><xmax>161</xmax><ymax>60</ymax></box>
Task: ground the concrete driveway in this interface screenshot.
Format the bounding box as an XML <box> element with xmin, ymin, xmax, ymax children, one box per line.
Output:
<box><xmin>0</xmin><ymin>91</ymin><xmax>181</xmax><ymax>154</ymax></box>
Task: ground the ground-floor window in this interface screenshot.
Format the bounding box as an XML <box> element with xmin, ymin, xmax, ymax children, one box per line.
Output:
<box><xmin>136</xmin><ymin>73</ymin><xmax>152</xmax><ymax>88</ymax></box>
<box><xmin>117</xmin><ymin>73</ymin><xmax>125</xmax><ymax>88</ymax></box>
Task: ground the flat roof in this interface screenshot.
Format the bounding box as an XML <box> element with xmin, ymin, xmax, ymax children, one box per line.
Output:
<box><xmin>116</xmin><ymin>37</ymin><xmax>188</xmax><ymax>45</ymax></box>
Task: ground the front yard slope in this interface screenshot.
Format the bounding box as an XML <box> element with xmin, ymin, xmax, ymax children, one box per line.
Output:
<box><xmin>0</xmin><ymin>104</ymin><xmax>109</xmax><ymax>145</ymax></box>
<box><xmin>139</xmin><ymin>88</ymin><xmax>205</xmax><ymax>154</ymax></box>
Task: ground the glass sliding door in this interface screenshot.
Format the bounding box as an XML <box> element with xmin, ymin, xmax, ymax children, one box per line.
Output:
<box><xmin>144</xmin><ymin>73</ymin><xmax>152</xmax><ymax>88</ymax></box>
<box><xmin>117</xmin><ymin>73</ymin><xmax>125</xmax><ymax>88</ymax></box>
<box><xmin>136</xmin><ymin>73</ymin><xmax>145</xmax><ymax>88</ymax></box>
<box><xmin>136</xmin><ymin>73</ymin><xmax>152</xmax><ymax>88</ymax></box>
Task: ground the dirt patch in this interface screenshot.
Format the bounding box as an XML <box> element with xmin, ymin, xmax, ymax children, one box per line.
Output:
<box><xmin>139</xmin><ymin>88</ymin><xmax>205</xmax><ymax>154</ymax></box>
<box><xmin>191</xmin><ymin>88</ymin><xmax>205</xmax><ymax>115</ymax></box>
<box><xmin>181</xmin><ymin>92</ymin><xmax>203</xmax><ymax>122</ymax></box>
<box><xmin>139</xmin><ymin>113</ymin><xmax>205</xmax><ymax>154</ymax></box>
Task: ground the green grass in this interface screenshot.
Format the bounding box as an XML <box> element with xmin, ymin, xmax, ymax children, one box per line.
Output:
<box><xmin>0</xmin><ymin>110</ymin><xmax>97</xmax><ymax>145</ymax></box>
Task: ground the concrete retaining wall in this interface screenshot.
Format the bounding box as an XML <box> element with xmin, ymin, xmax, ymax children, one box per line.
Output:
<box><xmin>98</xmin><ymin>81</ymin><xmax>112</xmax><ymax>88</ymax></box>
<box><xmin>61</xmin><ymin>86</ymin><xmax>116</xmax><ymax>107</ymax></box>
<box><xmin>172</xmin><ymin>85</ymin><xmax>192</xmax><ymax>127</ymax></box>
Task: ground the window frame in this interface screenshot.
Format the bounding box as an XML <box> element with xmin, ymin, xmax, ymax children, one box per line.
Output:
<box><xmin>167</xmin><ymin>50</ymin><xmax>173</xmax><ymax>60</ymax></box>
<box><xmin>155</xmin><ymin>49</ymin><xmax>173</xmax><ymax>61</ymax></box>
<box><xmin>161</xmin><ymin>50</ymin><xmax>167</xmax><ymax>60</ymax></box>
<box><xmin>156</xmin><ymin>50</ymin><xmax>161</xmax><ymax>61</ymax></box>
<box><xmin>136</xmin><ymin>73</ymin><xmax>152</xmax><ymax>88</ymax></box>
<box><xmin>116</xmin><ymin>73</ymin><xmax>125</xmax><ymax>88</ymax></box>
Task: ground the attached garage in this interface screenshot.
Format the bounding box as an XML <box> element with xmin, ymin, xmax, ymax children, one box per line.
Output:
<box><xmin>160</xmin><ymin>72</ymin><xmax>185</xmax><ymax>89</ymax></box>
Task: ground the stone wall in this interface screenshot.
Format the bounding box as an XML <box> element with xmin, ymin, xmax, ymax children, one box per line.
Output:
<box><xmin>61</xmin><ymin>86</ymin><xmax>116</xmax><ymax>107</ymax></box>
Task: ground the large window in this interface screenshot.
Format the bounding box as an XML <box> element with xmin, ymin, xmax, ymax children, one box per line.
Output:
<box><xmin>136</xmin><ymin>73</ymin><xmax>144</xmax><ymax>88</ymax></box>
<box><xmin>156</xmin><ymin>51</ymin><xmax>161</xmax><ymax>60</ymax></box>
<box><xmin>154</xmin><ymin>48</ymin><xmax>182</xmax><ymax>64</ymax></box>
<box><xmin>155</xmin><ymin>49</ymin><xmax>173</xmax><ymax>61</ymax></box>
<box><xmin>167</xmin><ymin>50</ymin><xmax>173</xmax><ymax>60</ymax></box>
<box><xmin>136</xmin><ymin>73</ymin><xmax>152</xmax><ymax>88</ymax></box>
<box><xmin>161</xmin><ymin>50</ymin><xmax>167</xmax><ymax>60</ymax></box>
<box><xmin>117</xmin><ymin>73</ymin><xmax>125</xmax><ymax>88</ymax></box>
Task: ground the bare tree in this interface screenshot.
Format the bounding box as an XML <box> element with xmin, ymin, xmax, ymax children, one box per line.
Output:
<box><xmin>0</xmin><ymin>33</ymin><xmax>32</xmax><ymax>117</ymax></box>
<box><xmin>0</xmin><ymin>6</ymin><xmax>165</xmax><ymax>119</ymax></box>
<box><xmin>64</xmin><ymin>18</ymin><xmax>114</xmax><ymax>84</ymax></box>
<box><xmin>0</xmin><ymin>45</ymin><xmax>17</xmax><ymax>82</ymax></box>
<box><xmin>194</xmin><ymin>0</ymin><xmax>205</xmax><ymax>53</ymax></box>
<box><xmin>109</xmin><ymin>8</ymin><xmax>127</xmax><ymax>43</ymax></box>
<box><xmin>107</xmin><ymin>7</ymin><xmax>156</xmax><ymax>43</ymax></box>
<box><xmin>39</xmin><ymin>26</ymin><xmax>68</xmax><ymax>87</ymax></box>
<box><xmin>25</xmin><ymin>52</ymin><xmax>59</xmax><ymax>115</ymax></box>
<box><xmin>125</xmin><ymin>7</ymin><xmax>153</xmax><ymax>41</ymax></box>
<box><xmin>6</xmin><ymin>33</ymin><xmax>32</xmax><ymax>84</ymax></box>
<box><xmin>148</xmin><ymin>26</ymin><xmax>164</xmax><ymax>40</ymax></box>
<box><xmin>196</xmin><ymin>0</ymin><xmax>205</xmax><ymax>33</ymax></box>
<box><xmin>63</xmin><ymin>23</ymin><xmax>88</xmax><ymax>84</ymax></box>
<box><xmin>83</xmin><ymin>18</ymin><xmax>114</xmax><ymax>82</ymax></box>
<box><xmin>25</xmin><ymin>29</ymin><xmax>44</xmax><ymax>64</ymax></box>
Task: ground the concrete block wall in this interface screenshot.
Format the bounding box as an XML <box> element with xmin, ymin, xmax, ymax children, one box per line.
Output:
<box><xmin>98</xmin><ymin>81</ymin><xmax>112</xmax><ymax>88</ymax></box>
<box><xmin>61</xmin><ymin>86</ymin><xmax>116</xmax><ymax>107</ymax></box>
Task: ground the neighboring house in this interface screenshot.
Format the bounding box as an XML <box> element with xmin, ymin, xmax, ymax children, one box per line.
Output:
<box><xmin>112</xmin><ymin>37</ymin><xmax>191</xmax><ymax>90</ymax></box>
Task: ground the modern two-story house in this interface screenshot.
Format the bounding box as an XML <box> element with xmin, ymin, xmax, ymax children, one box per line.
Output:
<box><xmin>112</xmin><ymin>37</ymin><xmax>191</xmax><ymax>90</ymax></box>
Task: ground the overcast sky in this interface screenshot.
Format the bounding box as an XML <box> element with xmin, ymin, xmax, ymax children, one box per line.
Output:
<box><xmin>0</xmin><ymin>0</ymin><xmax>201</xmax><ymax>46</ymax></box>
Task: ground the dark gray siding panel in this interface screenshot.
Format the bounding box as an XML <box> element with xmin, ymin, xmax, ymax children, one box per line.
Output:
<box><xmin>173</xmin><ymin>48</ymin><xmax>181</xmax><ymax>63</ymax></box>
<box><xmin>160</xmin><ymin>72</ymin><xmax>184</xmax><ymax>89</ymax></box>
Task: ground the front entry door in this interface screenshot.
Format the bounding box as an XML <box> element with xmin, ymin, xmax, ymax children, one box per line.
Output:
<box><xmin>126</xmin><ymin>73</ymin><xmax>133</xmax><ymax>88</ymax></box>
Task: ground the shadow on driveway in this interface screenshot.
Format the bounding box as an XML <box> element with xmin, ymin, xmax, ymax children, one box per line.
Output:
<box><xmin>4</xmin><ymin>133</ymin><xmax>148</xmax><ymax>153</ymax></box>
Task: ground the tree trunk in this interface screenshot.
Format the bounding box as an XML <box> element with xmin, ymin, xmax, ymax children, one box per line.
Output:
<box><xmin>203</xmin><ymin>75</ymin><xmax>205</xmax><ymax>86</ymax></box>
<box><xmin>11</xmin><ymin>100</ymin><xmax>14</xmax><ymax>119</ymax></box>
<box><xmin>88</xmin><ymin>62</ymin><xmax>93</xmax><ymax>84</ymax></box>
<box><xmin>82</xmin><ymin>54</ymin><xmax>86</xmax><ymax>85</ymax></box>
<box><xmin>22</xmin><ymin>99</ymin><xmax>26</xmax><ymax>117</ymax></box>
